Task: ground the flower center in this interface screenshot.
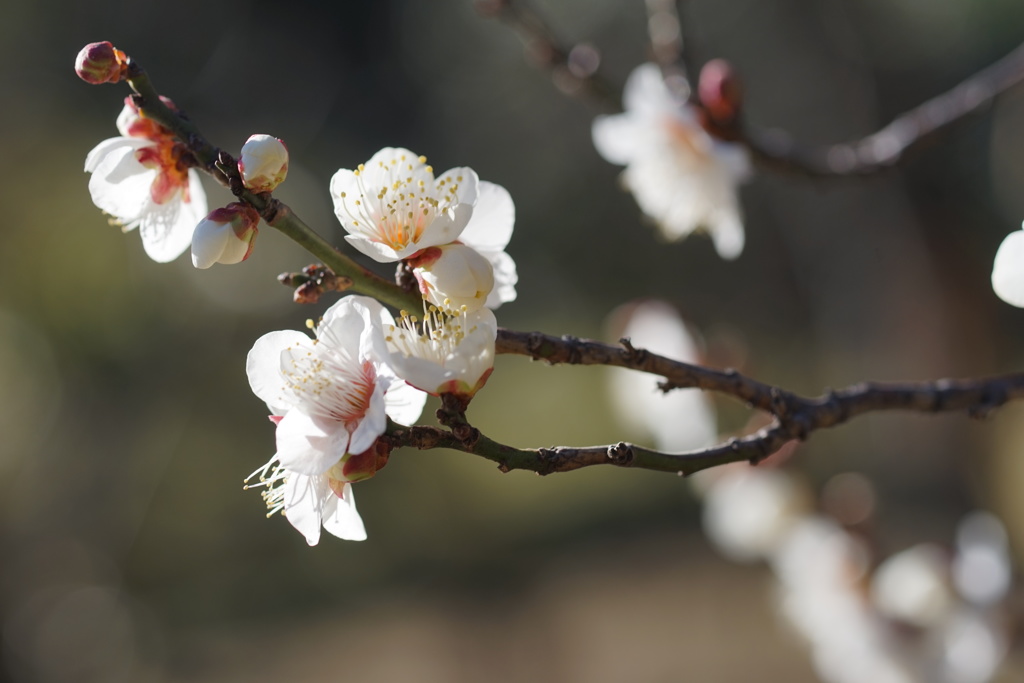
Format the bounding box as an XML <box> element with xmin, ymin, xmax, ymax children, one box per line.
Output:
<box><xmin>385</xmin><ymin>302</ymin><xmax>473</xmax><ymax>365</ymax></box>
<box><xmin>663</xmin><ymin>114</ymin><xmax>712</xmax><ymax>163</ymax></box>
<box><xmin>135</xmin><ymin>140</ymin><xmax>191</xmax><ymax>205</ymax></box>
<box><xmin>281</xmin><ymin>336</ymin><xmax>377</xmax><ymax>430</ymax></box>
<box><xmin>336</xmin><ymin>154</ymin><xmax>465</xmax><ymax>251</ymax></box>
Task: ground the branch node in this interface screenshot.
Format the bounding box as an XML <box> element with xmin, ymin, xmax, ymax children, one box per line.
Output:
<box><xmin>526</xmin><ymin>331</ymin><xmax>545</xmax><ymax>359</ymax></box>
<box><xmin>560</xmin><ymin>335</ymin><xmax>583</xmax><ymax>363</ymax></box>
<box><xmin>607</xmin><ymin>441</ymin><xmax>635</xmax><ymax>466</ymax></box>
<box><xmin>620</xmin><ymin>337</ymin><xmax>648</xmax><ymax>365</ymax></box>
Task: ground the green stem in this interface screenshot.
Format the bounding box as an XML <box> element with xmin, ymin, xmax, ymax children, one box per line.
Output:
<box><xmin>123</xmin><ymin>62</ymin><xmax>422</xmax><ymax>312</ymax></box>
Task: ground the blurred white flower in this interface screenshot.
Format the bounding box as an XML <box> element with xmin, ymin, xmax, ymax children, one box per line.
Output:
<box><xmin>952</xmin><ymin>511</ymin><xmax>1012</xmax><ymax>606</ymax></box>
<box><xmin>702</xmin><ymin>467</ymin><xmax>807</xmax><ymax>562</ymax></box>
<box><xmin>331</xmin><ymin>147</ymin><xmax>479</xmax><ymax>262</ymax></box>
<box><xmin>592</xmin><ymin>63</ymin><xmax>750</xmax><ymax>259</ymax></box>
<box><xmin>84</xmin><ymin>100</ymin><xmax>207</xmax><ymax>262</ymax></box>
<box><xmin>991</xmin><ymin>223</ymin><xmax>1024</xmax><ymax>307</ymax></box>
<box><xmin>871</xmin><ymin>544</ymin><xmax>953</xmax><ymax>628</ymax></box>
<box><xmin>606</xmin><ymin>300</ymin><xmax>716</xmax><ymax>452</ymax></box>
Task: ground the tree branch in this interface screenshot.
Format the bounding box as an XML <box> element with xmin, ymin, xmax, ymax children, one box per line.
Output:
<box><xmin>390</xmin><ymin>335</ymin><xmax>1024</xmax><ymax>476</ymax></box>
<box><xmin>731</xmin><ymin>40</ymin><xmax>1024</xmax><ymax>177</ymax></box>
<box><xmin>479</xmin><ymin>1</ymin><xmax>1024</xmax><ymax>178</ymax></box>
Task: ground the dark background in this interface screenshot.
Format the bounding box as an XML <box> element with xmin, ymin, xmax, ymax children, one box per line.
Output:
<box><xmin>2</xmin><ymin>0</ymin><xmax>1024</xmax><ymax>680</ymax></box>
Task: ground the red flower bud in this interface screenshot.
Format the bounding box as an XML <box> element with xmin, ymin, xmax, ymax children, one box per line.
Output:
<box><xmin>75</xmin><ymin>41</ymin><xmax>127</xmax><ymax>85</ymax></box>
<box><xmin>698</xmin><ymin>59</ymin><xmax>743</xmax><ymax>125</ymax></box>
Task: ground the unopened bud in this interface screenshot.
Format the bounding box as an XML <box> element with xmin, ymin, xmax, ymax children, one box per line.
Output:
<box><xmin>191</xmin><ymin>203</ymin><xmax>260</xmax><ymax>269</ymax></box>
<box><xmin>698</xmin><ymin>59</ymin><xmax>743</xmax><ymax>125</ymax></box>
<box><xmin>408</xmin><ymin>243</ymin><xmax>494</xmax><ymax>313</ymax></box>
<box><xmin>239</xmin><ymin>134</ymin><xmax>289</xmax><ymax>193</ymax></box>
<box><xmin>75</xmin><ymin>41</ymin><xmax>127</xmax><ymax>85</ymax></box>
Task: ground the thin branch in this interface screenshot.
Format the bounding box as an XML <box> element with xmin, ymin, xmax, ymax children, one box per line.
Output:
<box><xmin>474</xmin><ymin>0</ymin><xmax>620</xmax><ymax>111</ymax></box>
<box><xmin>122</xmin><ymin>60</ymin><xmax>422</xmax><ymax>313</ymax></box>
<box><xmin>480</xmin><ymin>1</ymin><xmax>1024</xmax><ymax>178</ymax></box>
<box><xmin>732</xmin><ymin>41</ymin><xmax>1024</xmax><ymax>177</ymax></box>
<box><xmin>390</xmin><ymin>334</ymin><xmax>1024</xmax><ymax>475</ymax></box>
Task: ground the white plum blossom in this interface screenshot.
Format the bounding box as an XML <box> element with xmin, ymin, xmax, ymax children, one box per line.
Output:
<box><xmin>592</xmin><ymin>63</ymin><xmax>750</xmax><ymax>259</ymax></box>
<box><xmin>407</xmin><ymin>243</ymin><xmax>495</xmax><ymax>313</ymax></box>
<box><xmin>331</xmin><ymin>147</ymin><xmax>478</xmax><ymax>262</ymax></box>
<box><xmin>191</xmin><ymin>202</ymin><xmax>260</xmax><ymax>269</ymax></box>
<box><xmin>245</xmin><ymin>295</ymin><xmax>426</xmax><ymax>544</ymax></box>
<box><xmin>85</xmin><ymin>99</ymin><xmax>208</xmax><ymax>262</ymax></box>
<box><xmin>247</xmin><ymin>295</ymin><xmax>424</xmax><ymax>475</ymax></box>
<box><xmin>455</xmin><ymin>181</ymin><xmax>518</xmax><ymax>309</ymax></box>
<box><xmin>384</xmin><ymin>305</ymin><xmax>498</xmax><ymax>398</ymax></box>
<box><xmin>991</xmin><ymin>223</ymin><xmax>1024</xmax><ymax>307</ymax></box>
<box><xmin>239</xmin><ymin>134</ymin><xmax>289</xmax><ymax>193</ymax></box>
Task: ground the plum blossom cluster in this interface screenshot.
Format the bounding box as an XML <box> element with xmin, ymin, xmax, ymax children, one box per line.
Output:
<box><xmin>241</xmin><ymin>148</ymin><xmax>518</xmax><ymax>542</ymax></box>
<box><xmin>592</xmin><ymin>63</ymin><xmax>751</xmax><ymax>260</ymax></box>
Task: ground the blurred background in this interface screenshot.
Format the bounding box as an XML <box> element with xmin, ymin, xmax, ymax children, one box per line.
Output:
<box><xmin>3</xmin><ymin>0</ymin><xmax>1024</xmax><ymax>680</ymax></box>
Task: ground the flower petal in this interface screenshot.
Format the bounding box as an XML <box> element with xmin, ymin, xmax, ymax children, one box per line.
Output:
<box><xmin>276</xmin><ymin>410</ymin><xmax>349</xmax><ymax>475</ymax></box>
<box><xmin>138</xmin><ymin>170</ymin><xmax>207</xmax><ymax>263</ymax></box>
<box><xmin>383</xmin><ymin>379</ymin><xmax>427</xmax><ymax>426</ymax></box>
<box><xmin>992</xmin><ymin>228</ymin><xmax>1024</xmax><ymax>308</ymax></box>
<box><xmin>246</xmin><ymin>330</ymin><xmax>311</xmax><ymax>413</ymax></box>
<box><xmin>320</xmin><ymin>483</ymin><xmax>367</xmax><ymax>541</ymax></box>
<box><xmin>459</xmin><ymin>181</ymin><xmax>515</xmax><ymax>253</ymax></box>
<box><xmin>86</xmin><ymin>138</ymin><xmax>154</xmax><ymax>222</ymax></box>
<box><xmin>483</xmin><ymin>250</ymin><xmax>518</xmax><ymax>309</ymax></box>
<box><xmin>592</xmin><ymin>114</ymin><xmax>642</xmax><ymax>166</ymax></box>
<box><xmin>283</xmin><ymin>473</ymin><xmax>329</xmax><ymax>545</ymax></box>
<box><xmin>345</xmin><ymin>381</ymin><xmax>387</xmax><ymax>456</ymax></box>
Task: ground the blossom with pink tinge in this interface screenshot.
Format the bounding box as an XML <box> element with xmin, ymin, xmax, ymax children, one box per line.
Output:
<box><xmin>245</xmin><ymin>296</ymin><xmax>426</xmax><ymax>544</ymax></box>
<box><xmin>85</xmin><ymin>100</ymin><xmax>207</xmax><ymax>262</ymax></box>
<box><xmin>592</xmin><ymin>63</ymin><xmax>750</xmax><ymax>259</ymax></box>
<box><xmin>191</xmin><ymin>203</ymin><xmax>260</xmax><ymax>268</ymax></box>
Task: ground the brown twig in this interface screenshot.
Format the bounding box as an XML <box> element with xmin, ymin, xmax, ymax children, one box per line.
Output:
<box><xmin>480</xmin><ymin>1</ymin><xmax>1024</xmax><ymax>178</ymax></box>
<box><xmin>390</xmin><ymin>330</ymin><xmax>1024</xmax><ymax>475</ymax></box>
<box><xmin>475</xmin><ymin>0</ymin><xmax>619</xmax><ymax>111</ymax></box>
<box><xmin>730</xmin><ymin>41</ymin><xmax>1024</xmax><ymax>177</ymax></box>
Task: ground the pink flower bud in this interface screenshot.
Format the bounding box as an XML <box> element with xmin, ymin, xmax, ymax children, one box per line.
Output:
<box><xmin>698</xmin><ymin>59</ymin><xmax>743</xmax><ymax>125</ymax></box>
<box><xmin>191</xmin><ymin>203</ymin><xmax>260</xmax><ymax>269</ymax></box>
<box><xmin>238</xmin><ymin>134</ymin><xmax>289</xmax><ymax>193</ymax></box>
<box><xmin>407</xmin><ymin>243</ymin><xmax>495</xmax><ymax>313</ymax></box>
<box><xmin>75</xmin><ymin>41</ymin><xmax>127</xmax><ymax>85</ymax></box>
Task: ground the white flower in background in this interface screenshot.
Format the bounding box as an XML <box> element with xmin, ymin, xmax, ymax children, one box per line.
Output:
<box><xmin>702</xmin><ymin>467</ymin><xmax>807</xmax><ymax>562</ymax></box>
<box><xmin>991</xmin><ymin>223</ymin><xmax>1024</xmax><ymax>307</ymax></box>
<box><xmin>870</xmin><ymin>544</ymin><xmax>953</xmax><ymax>628</ymax></box>
<box><xmin>239</xmin><ymin>134</ymin><xmax>289</xmax><ymax>193</ymax></box>
<box><xmin>606</xmin><ymin>300</ymin><xmax>716</xmax><ymax>452</ymax></box>
<box><xmin>331</xmin><ymin>147</ymin><xmax>479</xmax><ymax>262</ymax></box>
<box><xmin>191</xmin><ymin>202</ymin><xmax>260</xmax><ymax>268</ymax></box>
<box><xmin>592</xmin><ymin>63</ymin><xmax>750</xmax><ymax>259</ymax></box>
<box><xmin>246</xmin><ymin>295</ymin><xmax>425</xmax><ymax>476</ymax></box>
<box><xmin>407</xmin><ymin>243</ymin><xmax>495</xmax><ymax>313</ymax></box>
<box><xmin>456</xmin><ymin>181</ymin><xmax>518</xmax><ymax>308</ymax></box>
<box><xmin>384</xmin><ymin>305</ymin><xmax>497</xmax><ymax>398</ymax></box>
<box><xmin>84</xmin><ymin>100</ymin><xmax>207</xmax><ymax>262</ymax></box>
